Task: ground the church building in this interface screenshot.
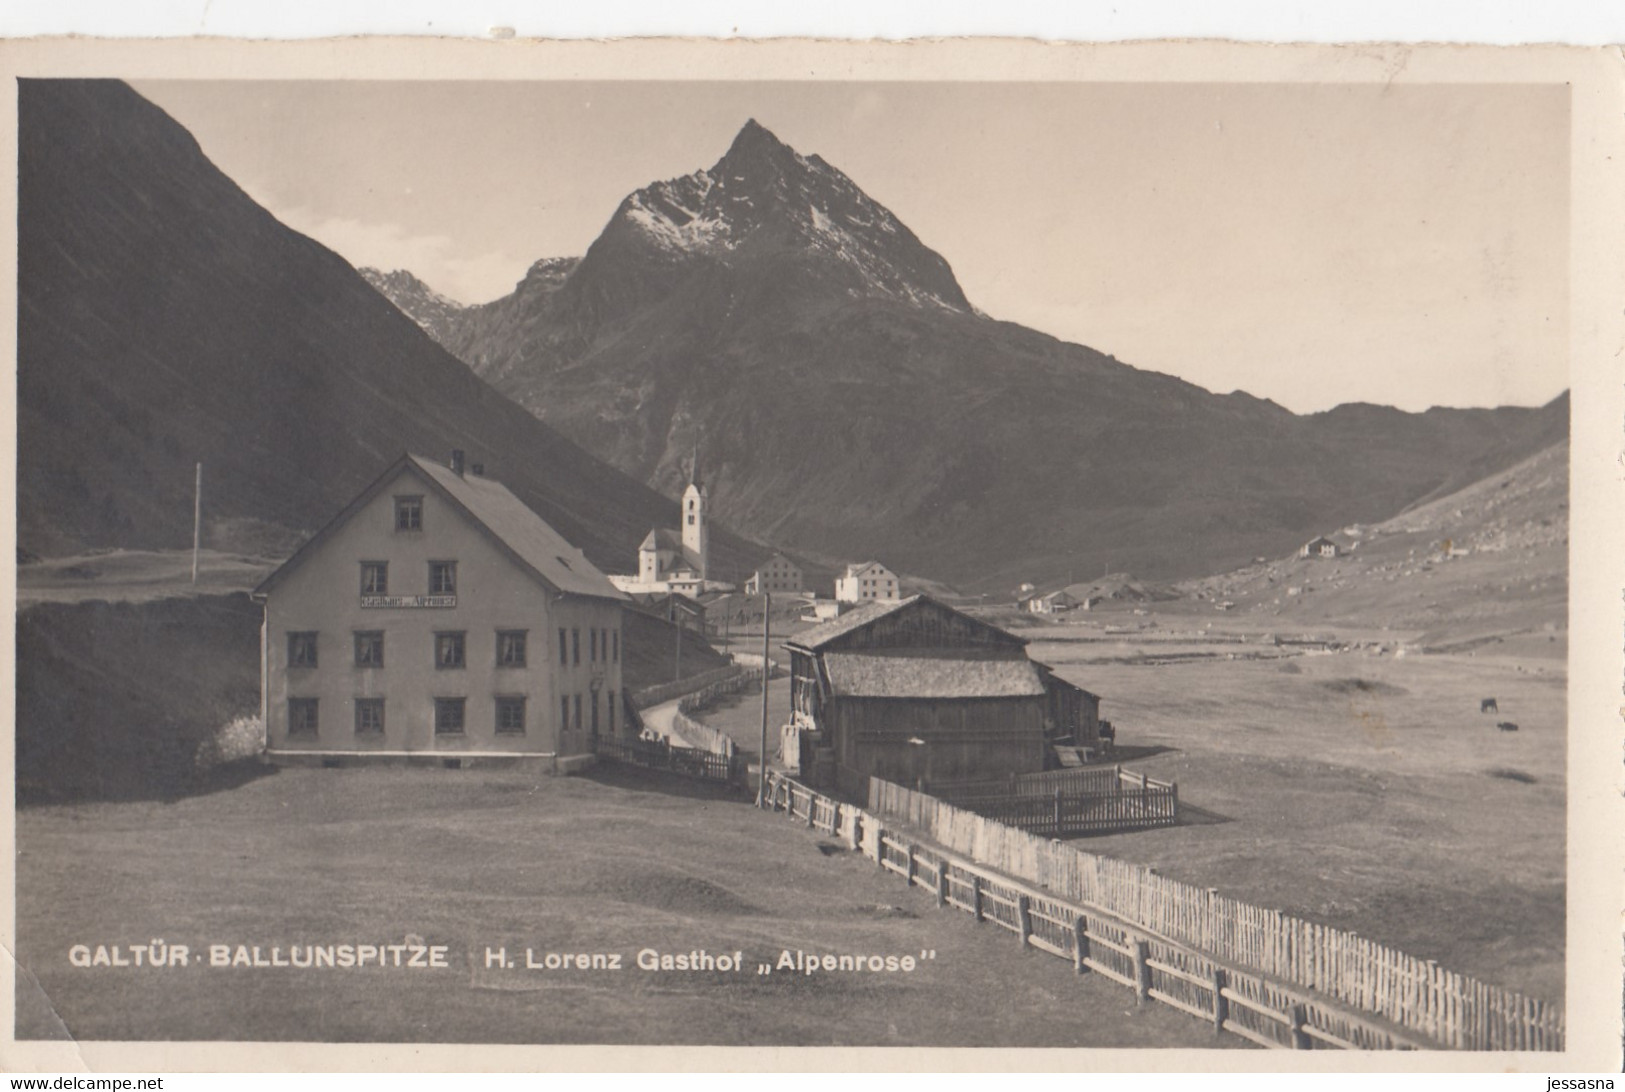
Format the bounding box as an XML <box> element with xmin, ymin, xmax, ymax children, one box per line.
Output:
<box><xmin>610</xmin><ymin>455</ymin><xmax>724</xmax><ymax>598</ymax></box>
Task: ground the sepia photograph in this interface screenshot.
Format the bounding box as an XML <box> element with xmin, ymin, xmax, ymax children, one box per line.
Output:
<box><xmin>2</xmin><ymin>36</ymin><xmax>1620</xmax><ymax>1072</ymax></box>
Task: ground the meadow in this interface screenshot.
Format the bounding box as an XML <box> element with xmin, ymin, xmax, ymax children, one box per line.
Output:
<box><xmin>15</xmin><ymin>763</ymin><xmax>1239</xmax><ymax>1047</ymax></box>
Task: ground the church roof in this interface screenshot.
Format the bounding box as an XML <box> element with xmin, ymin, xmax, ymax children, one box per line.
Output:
<box><xmin>640</xmin><ymin>528</ymin><xmax>687</xmax><ymax>552</ymax></box>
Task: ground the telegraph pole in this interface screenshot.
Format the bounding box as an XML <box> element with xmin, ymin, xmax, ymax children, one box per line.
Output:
<box><xmin>673</xmin><ymin>600</ymin><xmax>682</xmax><ymax>683</ymax></box>
<box><xmin>191</xmin><ymin>462</ymin><xmax>202</xmax><ymax>584</ymax></box>
<box><xmin>757</xmin><ymin>590</ymin><xmax>770</xmax><ymax>808</ymax></box>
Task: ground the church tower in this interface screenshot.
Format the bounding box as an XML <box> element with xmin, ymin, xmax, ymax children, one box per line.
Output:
<box><xmin>682</xmin><ymin>447</ymin><xmax>708</xmax><ymax>581</ymax></box>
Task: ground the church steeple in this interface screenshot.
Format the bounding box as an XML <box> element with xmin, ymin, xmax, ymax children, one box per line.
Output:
<box><xmin>682</xmin><ymin>443</ymin><xmax>708</xmax><ymax>580</ymax></box>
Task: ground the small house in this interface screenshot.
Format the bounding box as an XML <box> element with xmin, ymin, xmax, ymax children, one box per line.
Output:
<box><xmin>834</xmin><ymin>561</ymin><xmax>899</xmax><ymax>604</ymax></box>
<box><xmin>1299</xmin><ymin>535</ymin><xmax>1339</xmax><ymax>559</ymax></box>
<box><xmin>745</xmin><ymin>552</ymin><xmax>803</xmax><ymax>596</ymax></box>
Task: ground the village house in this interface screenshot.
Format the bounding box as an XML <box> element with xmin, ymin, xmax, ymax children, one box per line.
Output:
<box><xmin>834</xmin><ymin>561</ymin><xmax>899</xmax><ymax>604</ymax></box>
<box><xmin>781</xmin><ymin>595</ymin><xmax>1100</xmax><ymax>795</ymax></box>
<box><xmin>745</xmin><ymin>552</ymin><xmax>803</xmax><ymax>596</ymax></box>
<box><xmin>251</xmin><ymin>451</ymin><xmax>627</xmax><ymax>769</ymax></box>
<box><xmin>1299</xmin><ymin>535</ymin><xmax>1339</xmax><ymax>559</ymax></box>
<box><xmin>1022</xmin><ymin>589</ymin><xmax>1078</xmax><ymax>614</ymax></box>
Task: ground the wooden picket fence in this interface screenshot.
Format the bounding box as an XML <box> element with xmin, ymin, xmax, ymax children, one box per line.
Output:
<box><xmin>928</xmin><ymin>765</ymin><xmax>1176</xmax><ymax>835</ymax></box>
<box><xmin>865</xmin><ymin>777</ymin><xmax>1563</xmax><ymax>1052</ymax></box>
<box><xmin>595</xmin><ymin>737</ymin><xmax>741</xmax><ymax>784</ymax></box>
<box><xmin>762</xmin><ymin>770</ymin><xmax>1430</xmax><ymax>1050</ymax></box>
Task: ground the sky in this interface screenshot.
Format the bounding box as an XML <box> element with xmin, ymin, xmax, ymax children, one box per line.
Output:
<box><xmin>134</xmin><ymin>79</ymin><xmax>1569</xmax><ymax>414</ymax></box>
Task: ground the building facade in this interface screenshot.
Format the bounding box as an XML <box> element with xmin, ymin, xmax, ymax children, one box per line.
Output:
<box><xmin>253</xmin><ymin>452</ymin><xmax>627</xmax><ymax>767</ymax></box>
<box><xmin>834</xmin><ymin>561</ymin><xmax>898</xmax><ymax>604</ymax></box>
<box><xmin>745</xmin><ymin>553</ymin><xmax>803</xmax><ymax>596</ymax></box>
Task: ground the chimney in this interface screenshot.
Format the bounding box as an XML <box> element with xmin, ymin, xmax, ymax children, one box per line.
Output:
<box><xmin>470</xmin><ymin>463</ymin><xmax>484</xmax><ymax>477</ymax></box>
<box><xmin>449</xmin><ymin>449</ymin><xmax>465</xmax><ymax>476</ymax></box>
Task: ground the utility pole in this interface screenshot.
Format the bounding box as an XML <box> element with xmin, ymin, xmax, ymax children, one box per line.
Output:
<box><xmin>673</xmin><ymin>601</ymin><xmax>682</xmax><ymax>683</ymax></box>
<box><xmin>757</xmin><ymin>590</ymin><xmax>771</xmax><ymax>808</ymax></box>
<box><xmin>191</xmin><ymin>462</ymin><xmax>202</xmax><ymax>584</ymax></box>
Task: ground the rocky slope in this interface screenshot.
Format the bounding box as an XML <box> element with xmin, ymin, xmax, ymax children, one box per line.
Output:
<box><xmin>395</xmin><ymin>119</ymin><xmax>1565</xmax><ymax>591</ymax></box>
<box><xmin>17</xmin><ymin>80</ymin><xmax>762</xmax><ymax>580</ymax></box>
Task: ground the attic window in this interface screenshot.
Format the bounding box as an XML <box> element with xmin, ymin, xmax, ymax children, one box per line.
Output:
<box><xmin>395</xmin><ymin>495</ymin><xmax>423</xmax><ymax>532</ymax></box>
<box><xmin>556</xmin><ymin>555</ymin><xmax>573</xmax><ymax>571</ymax></box>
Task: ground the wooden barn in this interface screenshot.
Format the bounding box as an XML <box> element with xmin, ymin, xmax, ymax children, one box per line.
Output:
<box><xmin>782</xmin><ymin>595</ymin><xmax>1100</xmax><ymax>794</ymax></box>
<box><xmin>252</xmin><ymin>451</ymin><xmax>627</xmax><ymax>768</ymax></box>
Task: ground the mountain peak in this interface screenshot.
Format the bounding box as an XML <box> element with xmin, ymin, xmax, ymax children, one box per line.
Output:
<box><xmin>715</xmin><ymin>117</ymin><xmax>803</xmax><ymax>178</ymax></box>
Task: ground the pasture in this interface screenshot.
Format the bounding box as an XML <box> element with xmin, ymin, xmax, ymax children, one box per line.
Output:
<box><xmin>1024</xmin><ymin>621</ymin><xmax>1565</xmax><ymax>1005</ymax></box>
<box><xmin>14</xmin><ymin>764</ymin><xmax>1238</xmax><ymax>1047</ymax></box>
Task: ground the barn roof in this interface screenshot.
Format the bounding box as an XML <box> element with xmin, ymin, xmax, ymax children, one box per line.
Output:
<box><xmin>785</xmin><ymin>595</ymin><xmax>918</xmax><ymax>650</ymax></box>
<box><xmin>784</xmin><ymin>594</ymin><xmax>1028</xmax><ymax>654</ymax></box>
<box><xmin>254</xmin><ymin>453</ymin><xmax>627</xmax><ymax>603</ymax></box>
<box><xmin>822</xmin><ymin>652</ymin><xmax>1047</xmax><ymax>699</ymax></box>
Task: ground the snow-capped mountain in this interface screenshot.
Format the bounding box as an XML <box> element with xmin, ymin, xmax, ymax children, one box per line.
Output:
<box><xmin>358</xmin><ymin>266</ymin><xmax>470</xmax><ymax>345</ymax></box>
<box><xmin>405</xmin><ymin>119</ymin><xmax>1566</xmax><ymax>591</ymax></box>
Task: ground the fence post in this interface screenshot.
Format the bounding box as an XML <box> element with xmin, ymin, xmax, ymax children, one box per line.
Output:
<box><xmin>1053</xmin><ymin>788</ymin><xmax>1062</xmax><ymax>832</ymax></box>
<box><xmin>935</xmin><ymin>860</ymin><xmax>948</xmax><ymax>908</ymax></box>
<box><xmin>1016</xmin><ymin>894</ymin><xmax>1033</xmax><ymax>949</ymax></box>
<box><xmin>905</xmin><ymin>844</ymin><xmax>917</xmax><ymax>887</ymax></box>
<box><xmin>1072</xmin><ymin>916</ymin><xmax>1089</xmax><ymax>974</ymax></box>
<box><xmin>847</xmin><ymin>810</ymin><xmax>861</xmax><ymax>852</ymax></box>
<box><xmin>971</xmin><ymin>875</ymin><xmax>984</xmax><ymax>922</ymax></box>
<box><xmin>1133</xmin><ymin>938</ymin><xmax>1150</xmax><ymax>1005</ymax></box>
<box><xmin>806</xmin><ymin>793</ymin><xmax>815</xmax><ymax>829</ymax></box>
<box><xmin>874</xmin><ymin>826</ymin><xmax>886</xmax><ymax>870</ymax></box>
<box><xmin>1289</xmin><ymin>1003</ymin><xmax>1311</xmax><ymax>1050</ymax></box>
<box><xmin>1212</xmin><ymin>968</ymin><xmax>1227</xmax><ymax>1034</ymax></box>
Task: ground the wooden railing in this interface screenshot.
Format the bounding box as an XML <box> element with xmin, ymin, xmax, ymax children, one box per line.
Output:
<box><xmin>595</xmin><ymin>737</ymin><xmax>740</xmax><ymax>784</ymax></box>
<box><xmin>924</xmin><ymin>766</ymin><xmax>1176</xmax><ymax>835</ymax></box>
<box><xmin>863</xmin><ymin>777</ymin><xmax>1563</xmax><ymax>1052</ymax></box>
<box><xmin>761</xmin><ymin>770</ymin><xmax>1434</xmax><ymax>1051</ymax></box>
<box><xmin>628</xmin><ymin>665</ymin><xmax>744</xmax><ymax>710</ymax></box>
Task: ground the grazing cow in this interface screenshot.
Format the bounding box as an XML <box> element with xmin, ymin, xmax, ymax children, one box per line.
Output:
<box><xmin>1480</xmin><ymin>698</ymin><xmax>1499</xmax><ymax>714</ymax></box>
<box><xmin>1496</xmin><ymin>721</ymin><xmax>1519</xmax><ymax>732</ymax></box>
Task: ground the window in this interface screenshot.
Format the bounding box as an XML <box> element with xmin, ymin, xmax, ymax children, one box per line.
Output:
<box><xmin>288</xmin><ymin>631</ymin><xmax>318</xmax><ymax>668</ymax></box>
<box><xmin>355</xmin><ymin>698</ymin><xmax>384</xmax><ymax>735</ymax></box>
<box><xmin>360</xmin><ymin>561</ymin><xmax>389</xmax><ymax>596</ymax></box>
<box><xmin>558</xmin><ymin>628</ymin><xmax>568</xmax><ymax>666</ymax></box>
<box><xmin>573</xmin><ymin>694</ymin><xmax>582</xmax><ymax>731</ymax></box>
<box><xmin>434</xmin><ymin>698</ymin><xmax>465</xmax><ymax>735</ymax></box>
<box><xmin>288</xmin><ymin>698</ymin><xmax>319</xmax><ymax>736</ymax></box>
<box><xmin>590</xmin><ymin>628</ymin><xmax>598</xmax><ymax>663</ymax></box>
<box><xmin>572</xmin><ymin>628</ymin><xmax>580</xmax><ymax>666</ymax></box>
<box><xmin>590</xmin><ymin>691</ymin><xmax>600</xmax><ymax>733</ymax></box>
<box><xmin>434</xmin><ymin>631</ymin><xmax>466</xmax><ymax>669</ymax></box>
<box><xmin>560</xmin><ymin>696</ymin><xmax>570</xmax><ymax>733</ymax></box>
<box><xmin>495</xmin><ymin>696</ymin><xmax>526</xmax><ymax>735</ymax></box>
<box><xmin>612</xmin><ymin>630</ymin><xmax>619</xmax><ymax>663</ymax></box>
<box><xmin>608</xmin><ymin>691</ymin><xmax>616</xmax><ymax>734</ymax></box>
<box><xmin>394</xmin><ymin>495</ymin><xmax>423</xmax><ymax>532</ymax></box>
<box><xmin>688</xmin><ymin>514</ymin><xmax>696</xmax><ymax>525</ymax></box>
<box><xmin>354</xmin><ymin>631</ymin><xmax>384</xmax><ymax>668</ymax></box>
<box><xmin>497</xmin><ymin>630</ymin><xmax>527</xmax><ymax>668</ymax></box>
<box><xmin>428</xmin><ymin>561</ymin><xmax>457</xmax><ymax>596</ymax></box>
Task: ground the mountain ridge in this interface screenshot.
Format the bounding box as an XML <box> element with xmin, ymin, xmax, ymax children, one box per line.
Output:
<box><xmin>340</xmin><ymin>118</ymin><xmax>1568</xmax><ymax>591</ymax></box>
<box><xmin>17</xmin><ymin>79</ymin><xmax>766</xmax><ymax>583</ymax></box>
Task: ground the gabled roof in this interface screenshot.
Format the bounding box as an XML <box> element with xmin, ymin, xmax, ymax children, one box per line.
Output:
<box><xmin>822</xmin><ymin>652</ymin><xmax>1046</xmax><ymax>699</ymax></box>
<box><xmin>254</xmin><ymin>453</ymin><xmax>627</xmax><ymax>603</ymax></box>
<box><xmin>640</xmin><ymin>528</ymin><xmax>687</xmax><ymax>553</ymax></box>
<box><xmin>841</xmin><ymin>560</ymin><xmax>892</xmax><ymax>578</ymax></box>
<box><xmin>757</xmin><ymin>551</ymin><xmax>800</xmax><ymax>570</ymax></box>
<box><xmin>784</xmin><ymin>594</ymin><xmax>1028</xmax><ymax>654</ymax></box>
<box><xmin>785</xmin><ymin>595</ymin><xmax>917</xmax><ymax>651</ymax></box>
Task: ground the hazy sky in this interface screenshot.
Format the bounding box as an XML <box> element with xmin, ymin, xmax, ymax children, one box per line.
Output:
<box><xmin>134</xmin><ymin>79</ymin><xmax>1569</xmax><ymax>413</ymax></box>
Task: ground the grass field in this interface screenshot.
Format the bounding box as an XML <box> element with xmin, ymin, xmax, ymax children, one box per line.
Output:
<box><xmin>698</xmin><ymin>617</ymin><xmax>1564</xmax><ymax>1008</ymax></box>
<box><xmin>1015</xmin><ymin>625</ymin><xmax>1562</xmax><ymax>1004</ymax></box>
<box><xmin>15</xmin><ymin>764</ymin><xmax>1242</xmax><ymax>1047</ymax></box>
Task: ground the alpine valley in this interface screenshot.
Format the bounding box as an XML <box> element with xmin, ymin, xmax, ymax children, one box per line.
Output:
<box><xmin>367</xmin><ymin>119</ymin><xmax>1567</xmax><ymax>593</ymax></box>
